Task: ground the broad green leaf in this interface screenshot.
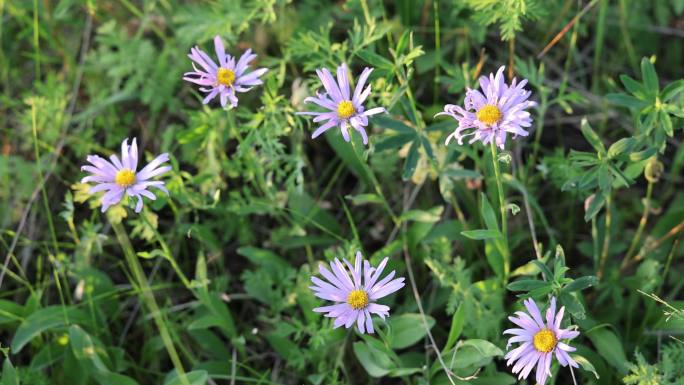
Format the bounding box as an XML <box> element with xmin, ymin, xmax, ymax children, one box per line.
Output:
<box><xmin>388</xmin><ymin>313</ymin><xmax>435</xmax><ymax>349</ymax></box>
<box><xmin>563</xmin><ymin>276</ymin><xmax>598</xmax><ymax>292</ymax></box>
<box><xmin>12</xmin><ymin>306</ymin><xmax>90</xmax><ymax>353</ymax></box>
<box><xmin>443</xmin><ymin>305</ymin><xmax>465</xmax><ymax>352</ymax></box>
<box><xmin>353</xmin><ymin>341</ymin><xmax>392</xmax><ymax>377</ymax></box>
<box><xmin>586</xmin><ymin>327</ymin><xmax>630</xmax><ymax>375</ymax></box>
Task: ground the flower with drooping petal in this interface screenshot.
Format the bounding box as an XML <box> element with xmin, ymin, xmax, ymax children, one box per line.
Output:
<box><xmin>310</xmin><ymin>251</ymin><xmax>405</xmax><ymax>334</ymax></box>
<box><xmin>296</xmin><ymin>63</ymin><xmax>386</xmax><ymax>145</ymax></box>
<box><xmin>436</xmin><ymin>66</ymin><xmax>535</xmax><ymax>149</ymax></box>
<box><xmin>81</xmin><ymin>138</ymin><xmax>171</xmax><ymax>213</ymax></box>
<box><xmin>504</xmin><ymin>297</ymin><xmax>580</xmax><ymax>385</ymax></box>
<box><xmin>183</xmin><ymin>36</ymin><xmax>268</xmax><ymax>108</ymax></box>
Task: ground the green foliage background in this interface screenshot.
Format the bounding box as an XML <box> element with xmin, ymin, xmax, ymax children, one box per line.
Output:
<box><xmin>1</xmin><ymin>0</ymin><xmax>683</xmax><ymax>384</ymax></box>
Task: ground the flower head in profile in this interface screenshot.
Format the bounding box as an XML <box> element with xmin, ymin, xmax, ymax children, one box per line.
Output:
<box><xmin>81</xmin><ymin>138</ymin><xmax>170</xmax><ymax>213</ymax></box>
<box><xmin>183</xmin><ymin>36</ymin><xmax>268</xmax><ymax>108</ymax></box>
<box><xmin>504</xmin><ymin>297</ymin><xmax>580</xmax><ymax>385</ymax></box>
<box><xmin>310</xmin><ymin>251</ymin><xmax>404</xmax><ymax>334</ymax></box>
<box><xmin>296</xmin><ymin>63</ymin><xmax>386</xmax><ymax>145</ymax></box>
<box><xmin>437</xmin><ymin>66</ymin><xmax>535</xmax><ymax>149</ymax></box>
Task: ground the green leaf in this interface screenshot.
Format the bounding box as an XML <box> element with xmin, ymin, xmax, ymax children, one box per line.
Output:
<box><xmin>640</xmin><ymin>57</ymin><xmax>659</xmax><ymax>93</ymax></box>
<box><xmin>605</xmin><ymin>93</ymin><xmax>648</xmax><ymax>110</ymax></box>
<box><xmin>580</xmin><ymin>118</ymin><xmax>606</xmax><ymax>154</ymax></box>
<box><xmin>445</xmin><ymin>339</ymin><xmax>503</xmax><ymax>370</ymax></box>
<box><xmin>402</xmin><ymin>140</ymin><xmax>420</xmax><ymax>180</ymax></box>
<box><xmin>586</xmin><ymin>327</ymin><xmax>630</xmax><ymax>375</ymax></box>
<box><xmin>563</xmin><ymin>276</ymin><xmax>598</xmax><ymax>292</ymax></box>
<box><xmin>356</xmin><ymin>49</ymin><xmax>394</xmax><ymax>71</ymax></box>
<box><xmin>353</xmin><ymin>341</ymin><xmax>392</xmax><ymax>377</ymax></box>
<box><xmin>373</xmin><ymin>115</ymin><xmax>414</xmax><ymax>133</ymax></box>
<box><xmin>164</xmin><ymin>371</ymin><xmax>208</xmax><ymax>385</ymax></box>
<box><xmin>619</xmin><ymin>74</ymin><xmax>646</xmax><ymax>97</ymax></box>
<box><xmin>374</xmin><ymin>132</ymin><xmax>416</xmax><ymax>152</ymax></box>
<box><xmin>629</xmin><ymin>147</ymin><xmax>656</xmax><ymax>162</ymax></box>
<box><xmin>443</xmin><ymin>305</ymin><xmax>465</xmax><ymax>352</ymax></box>
<box><xmin>400</xmin><ymin>206</ymin><xmax>443</xmax><ymax>223</ymax></box>
<box><xmin>571</xmin><ymin>354</ymin><xmax>600</xmax><ymax>379</ymax></box>
<box><xmin>1</xmin><ymin>359</ymin><xmax>19</xmax><ymax>385</ymax></box>
<box><xmin>461</xmin><ymin>229</ymin><xmax>502</xmax><ymax>240</ymax></box>
<box><xmin>584</xmin><ymin>191</ymin><xmax>607</xmax><ymax>222</ymax></box>
<box><xmin>12</xmin><ymin>306</ymin><xmax>90</xmax><ymax>353</ymax></box>
<box><xmin>388</xmin><ymin>313</ymin><xmax>435</xmax><ymax>349</ymax></box>
<box><xmin>345</xmin><ymin>193</ymin><xmax>383</xmax><ymax>206</ymax></box>
<box><xmin>532</xmin><ymin>260</ymin><xmax>554</xmax><ymax>281</ymax></box>
<box><xmin>507</xmin><ymin>279</ymin><xmax>549</xmax><ymax>292</ymax></box>
<box><xmin>607</xmin><ymin>137</ymin><xmax>636</xmax><ymax>158</ymax></box>
<box><xmin>660</xmin><ymin>111</ymin><xmax>673</xmax><ymax>137</ymax></box>
<box><xmin>661</xmin><ymin>79</ymin><xmax>684</xmax><ymax>101</ymax></box>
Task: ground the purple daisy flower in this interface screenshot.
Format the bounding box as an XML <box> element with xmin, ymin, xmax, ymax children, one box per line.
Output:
<box><xmin>436</xmin><ymin>65</ymin><xmax>535</xmax><ymax>149</ymax></box>
<box><xmin>296</xmin><ymin>63</ymin><xmax>386</xmax><ymax>145</ymax></box>
<box><xmin>183</xmin><ymin>36</ymin><xmax>268</xmax><ymax>108</ymax></box>
<box><xmin>81</xmin><ymin>138</ymin><xmax>171</xmax><ymax>213</ymax></box>
<box><xmin>504</xmin><ymin>297</ymin><xmax>580</xmax><ymax>385</ymax></box>
<box><xmin>310</xmin><ymin>251</ymin><xmax>405</xmax><ymax>334</ymax></box>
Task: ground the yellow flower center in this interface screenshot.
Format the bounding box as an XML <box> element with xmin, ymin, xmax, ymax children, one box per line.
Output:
<box><xmin>347</xmin><ymin>289</ymin><xmax>369</xmax><ymax>310</ymax></box>
<box><xmin>217</xmin><ymin>67</ymin><xmax>236</xmax><ymax>86</ymax></box>
<box><xmin>115</xmin><ymin>169</ymin><xmax>136</xmax><ymax>188</ymax></box>
<box><xmin>533</xmin><ymin>329</ymin><xmax>557</xmax><ymax>353</ymax></box>
<box><xmin>476</xmin><ymin>104</ymin><xmax>502</xmax><ymax>126</ymax></box>
<box><xmin>337</xmin><ymin>100</ymin><xmax>355</xmax><ymax>119</ymax></box>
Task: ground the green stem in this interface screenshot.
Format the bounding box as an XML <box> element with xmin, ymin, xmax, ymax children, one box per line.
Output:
<box><xmin>622</xmin><ymin>181</ymin><xmax>653</xmax><ymax>267</ymax></box>
<box><xmin>489</xmin><ymin>142</ymin><xmax>507</xmax><ymax>240</ymax></box>
<box><xmin>110</xmin><ymin>219</ymin><xmax>190</xmax><ymax>385</ymax></box>
<box><xmin>489</xmin><ymin>141</ymin><xmax>509</xmax><ymax>279</ymax></box>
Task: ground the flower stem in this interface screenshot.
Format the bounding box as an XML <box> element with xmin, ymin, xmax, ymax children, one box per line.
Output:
<box><xmin>110</xmin><ymin>218</ymin><xmax>190</xmax><ymax>385</ymax></box>
<box><xmin>489</xmin><ymin>142</ymin><xmax>508</xmax><ymax>242</ymax></box>
<box><xmin>489</xmin><ymin>141</ymin><xmax>509</xmax><ymax>281</ymax></box>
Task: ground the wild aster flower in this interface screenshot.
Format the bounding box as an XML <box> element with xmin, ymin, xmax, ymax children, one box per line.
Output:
<box><xmin>504</xmin><ymin>297</ymin><xmax>580</xmax><ymax>385</ymax></box>
<box><xmin>183</xmin><ymin>36</ymin><xmax>268</xmax><ymax>108</ymax></box>
<box><xmin>437</xmin><ymin>66</ymin><xmax>535</xmax><ymax>149</ymax></box>
<box><xmin>81</xmin><ymin>138</ymin><xmax>171</xmax><ymax>213</ymax></box>
<box><xmin>310</xmin><ymin>251</ymin><xmax>405</xmax><ymax>334</ymax></box>
<box><xmin>296</xmin><ymin>63</ymin><xmax>386</xmax><ymax>145</ymax></box>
